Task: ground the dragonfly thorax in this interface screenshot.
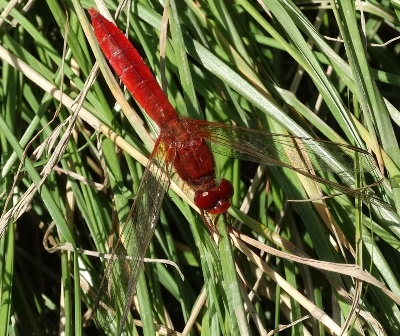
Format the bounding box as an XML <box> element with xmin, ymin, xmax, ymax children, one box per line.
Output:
<box><xmin>161</xmin><ymin>120</ymin><xmax>234</xmax><ymax>214</ymax></box>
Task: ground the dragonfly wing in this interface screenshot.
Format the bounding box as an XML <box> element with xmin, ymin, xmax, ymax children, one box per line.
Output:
<box><xmin>195</xmin><ymin>121</ymin><xmax>379</xmax><ymax>194</ymax></box>
<box><xmin>94</xmin><ymin>143</ymin><xmax>172</xmax><ymax>332</ymax></box>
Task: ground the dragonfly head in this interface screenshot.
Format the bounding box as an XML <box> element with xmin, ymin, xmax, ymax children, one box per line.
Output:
<box><xmin>194</xmin><ymin>178</ymin><xmax>234</xmax><ymax>214</ymax></box>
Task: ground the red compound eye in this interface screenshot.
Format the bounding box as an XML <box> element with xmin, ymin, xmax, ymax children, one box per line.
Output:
<box><xmin>194</xmin><ymin>189</ymin><xmax>219</xmax><ymax>211</ymax></box>
<box><xmin>218</xmin><ymin>178</ymin><xmax>234</xmax><ymax>200</ymax></box>
<box><xmin>208</xmin><ymin>200</ymin><xmax>231</xmax><ymax>214</ymax></box>
<box><xmin>194</xmin><ymin>179</ymin><xmax>234</xmax><ymax>214</ymax></box>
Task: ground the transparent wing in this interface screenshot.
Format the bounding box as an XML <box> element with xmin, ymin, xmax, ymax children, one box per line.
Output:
<box><xmin>189</xmin><ymin>120</ymin><xmax>381</xmax><ymax>198</ymax></box>
<box><xmin>94</xmin><ymin>143</ymin><xmax>173</xmax><ymax>333</ymax></box>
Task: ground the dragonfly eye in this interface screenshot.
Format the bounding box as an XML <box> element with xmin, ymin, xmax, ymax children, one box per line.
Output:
<box><xmin>194</xmin><ymin>189</ymin><xmax>219</xmax><ymax>211</ymax></box>
<box><xmin>218</xmin><ymin>178</ymin><xmax>234</xmax><ymax>200</ymax></box>
<box><xmin>194</xmin><ymin>179</ymin><xmax>234</xmax><ymax>214</ymax></box>
<box><xmin>208</xmin><ymin>200</ymin><xmax>231</xmax><ymax>214</ymax></box>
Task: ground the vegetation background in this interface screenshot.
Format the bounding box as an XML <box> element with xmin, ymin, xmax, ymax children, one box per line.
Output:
<box><xmin>1</xmin><ymin>0</ymin><xmax>400</xmax><ymax>335</ymax></box>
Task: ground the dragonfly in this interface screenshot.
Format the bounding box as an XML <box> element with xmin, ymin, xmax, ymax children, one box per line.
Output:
<box><xmin>88</xmin><ymin>8</ymin><xmax>380</xmax><ymax>333</ymax></box>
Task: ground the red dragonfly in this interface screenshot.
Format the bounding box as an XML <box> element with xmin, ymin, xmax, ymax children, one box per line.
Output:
<box><xmin>88</xmin><ymin>8</ymin><xmax>379</xmax><ymax>333</ymax></box>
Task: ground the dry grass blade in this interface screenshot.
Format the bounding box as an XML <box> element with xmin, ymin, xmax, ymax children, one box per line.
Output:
<box><xmin>231</xmin><ymin>229</ymin><xmax>400</xmax><ymax>305</ymax></box>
